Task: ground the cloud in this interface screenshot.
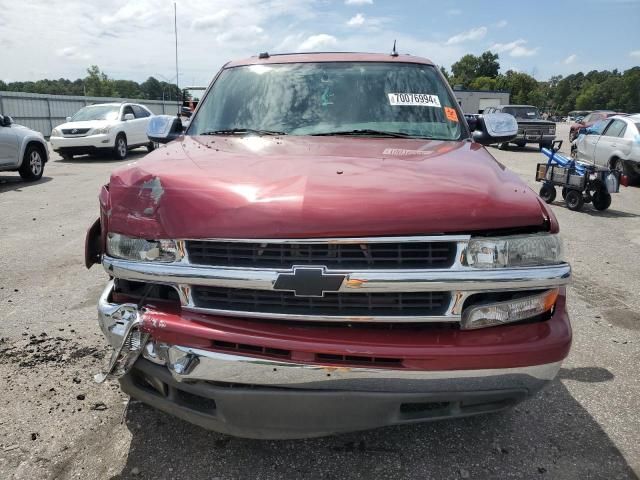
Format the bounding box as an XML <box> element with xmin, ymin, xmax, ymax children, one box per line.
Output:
<box><xmin>630</xmin><ymin>50</ymin><xmax>640</xmax><ymax>58</ymax></box>
<box><xmin>345</xmin><ymin>0</ymin><xmax>373</xmax><ymax>4</ymax></box>
<box><xmin>445</xmin><ymin>26</ymin><xmax>487</xmax><ymax>45</ymax></box>
<box><xmin>446</xmin><ymin>8</ymin><xmax>462</xmax><ymax>15</ymax></box>
<box><xmin>191</xmin><ymin>11</ymin><xmax>232</xmax><ymax>30</ymax></box>
<box><xmin>490</xmin><ymin>39</ymin><xmax>539</xmax><ymax>57</ymax></box>
<box><xmin>55</xmin><ymin>46</ymin><xmax>91</xmax><ymax>61</ymax></box>
<box><xmin>347</xmin><ymin>13</ymin><xmax>365</xmax><ymax>26</ymax></box>
<box><xmin>299</xmin><ymin>34</ymin><xmax>338</xmax><ymax>51</ymax></box>
<box><xmin>563</xmin><ymin>54</ymin><xmax>577</xmax><ymax>64</ymax></box>
<box><xmin>495</xmin><ymin>19</ymin><xmax>508</xmax><ymax>28</ymax></box>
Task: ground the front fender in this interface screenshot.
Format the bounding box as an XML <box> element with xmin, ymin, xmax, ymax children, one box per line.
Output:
<box><xmin>85</xmin><ymin>218</ymin><xmax>102</xmax><ymax>268</ymax></box>
<box><xmin>18</xmin><ymin>135</ymin><xmax>49</xmax><ymax>166</ymax></box>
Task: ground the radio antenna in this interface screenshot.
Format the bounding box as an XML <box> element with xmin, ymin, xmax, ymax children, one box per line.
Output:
<box><xmin>391</xmin><ymin>40</ymin><xmax>398</xmax><ymax>57</ymax></box>
<box><xmin>174</xmin><ymin>2</ymin><xmax>180</xmax><ymax>115</ymax></box>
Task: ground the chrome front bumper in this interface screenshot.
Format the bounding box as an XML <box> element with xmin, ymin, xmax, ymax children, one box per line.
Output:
<box><xmin>98</xmin><ymin>281</ymin><xmax>562</xmax><ymax>393</ymax></box>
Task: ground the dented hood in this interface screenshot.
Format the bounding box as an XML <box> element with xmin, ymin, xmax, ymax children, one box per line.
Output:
<box><xmin>105</xmin><ymin>135</ymin><xmax>549</xmax><ymax>239</ymax></box>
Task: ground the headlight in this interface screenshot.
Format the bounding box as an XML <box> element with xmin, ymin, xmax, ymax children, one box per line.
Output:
<box><xmin>461</xmin><ymin>289</ymin><xmax>559</xmax><ymax>330</ymax></box>
<box><xmin>107</xmin><ymin>233</ymin><xmax>180</xmax><ymax>262</ymax></box>
<box><xmin>465</xmin><ymin>234</ymin><xmax>563</xmax><ymax>268</ymax></box>
<box><xmin>94</xmin><ymin>126</ymin><xmax>112</xmax><ymax>135</ymax></box>
<box><xmin>549</xmin><ymin>126</ymin><xmax>556</xmax><ymax>134</ymax></box>
<box><xmin>51</xmin><ymin>128</ymin><xmax>60</xmax><ymax>136</ymax></box>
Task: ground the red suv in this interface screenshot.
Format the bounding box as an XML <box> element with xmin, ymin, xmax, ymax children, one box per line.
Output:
<box><xmin>86</xmin><ymin>52</ymin><xmax>571</xmax><ymax>439</ymax></box>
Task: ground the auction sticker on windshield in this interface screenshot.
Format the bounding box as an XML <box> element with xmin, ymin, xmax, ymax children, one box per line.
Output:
<box><xmin>388</xmin><ymin>93</ymin><xmax>441</xmax><ymax>107</ymax></box>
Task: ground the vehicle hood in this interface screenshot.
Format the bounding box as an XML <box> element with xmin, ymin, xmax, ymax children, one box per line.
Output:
<box><xmin>55</xmin><ymin>120</ymin><xmax>112</xmax><ymax>130</ymax></box>
<box><xmin>516</xmin><ymin>119</ymin><xmax>555</xmax><ymax>126</ymax></box>
<box><xmin>105</xmin><ymin>135</ymin><xmax>551</xmax><ymax>239</ymax></box>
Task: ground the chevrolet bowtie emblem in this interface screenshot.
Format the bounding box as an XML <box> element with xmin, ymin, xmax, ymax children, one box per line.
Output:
<box><xmin>273</xmin><ymin>266</ymin><xmax>345</xmax><ymax>297</ymax></box>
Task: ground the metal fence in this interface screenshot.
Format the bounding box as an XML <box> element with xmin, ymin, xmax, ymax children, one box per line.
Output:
<box><xmin>0</xmin><ymin>91</ymin><xmax>179</xmax><ymax>137</ymax></box>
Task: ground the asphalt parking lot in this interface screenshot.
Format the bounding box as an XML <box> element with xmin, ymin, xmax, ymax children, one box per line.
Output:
<box><xmin>1</xmin><ymin>123</ymin><xmax>639</xmax><ymax>480</ymax></box>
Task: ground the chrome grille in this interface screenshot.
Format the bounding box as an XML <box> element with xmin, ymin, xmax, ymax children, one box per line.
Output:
<box><xmin>186</xmin><ymin>240</ymin><xmax>457</xmax><ymax>270</ymax></box>
<box><xmin>191</xmin><ymin>286</ymin><xmax>451</xmax><ymax>317</ymax></box>
<box><xmin>62</xmin><ymin>128</ymin><xmax>91</xmax><ymax>136</ymax></box>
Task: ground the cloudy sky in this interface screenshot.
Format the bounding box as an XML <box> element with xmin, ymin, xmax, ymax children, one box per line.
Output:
<box><xmin>0</xmin><ymin>0</ymin><xmax>638</xmax><ymax>85</ymax></box>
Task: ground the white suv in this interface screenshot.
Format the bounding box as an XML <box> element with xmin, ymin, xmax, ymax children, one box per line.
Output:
<box><xmin>50</xmin><ymin>103</ymin><xmax>155</xmax><ymax>160</ymax></box>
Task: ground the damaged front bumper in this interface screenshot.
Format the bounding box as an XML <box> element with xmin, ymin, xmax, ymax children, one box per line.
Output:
<box><xmin>97</xmin><ymin>281</ymin><xmax>567</xmax><ymax>438</ymax></box>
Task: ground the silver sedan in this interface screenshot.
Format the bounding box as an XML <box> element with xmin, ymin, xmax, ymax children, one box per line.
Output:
<box><xmin>574</xmin><ymin>114</ymin><xmax>640</xmax><ymax>182</ymax></box>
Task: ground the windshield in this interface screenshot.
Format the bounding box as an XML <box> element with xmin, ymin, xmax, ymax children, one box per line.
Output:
<box><xmin>502</xmin><ymin>106</ymin><xmax>540</xmax><ymax>120</ymax></box>
<box><xmin>71</xmin><ymin>105</ymin><xmax>119</xmax><ymax>122</ymax></box>
<box><xmin>189</xmin><ymin>62</ymin><xmax>463</xmax><ymax>140</ymax></box>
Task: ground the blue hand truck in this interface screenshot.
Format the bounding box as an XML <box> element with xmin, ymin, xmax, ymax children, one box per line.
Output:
<box><xmin>535</xmin><ymin>140</ymin><xmax>621</xmax><ymax>211</ymax></box>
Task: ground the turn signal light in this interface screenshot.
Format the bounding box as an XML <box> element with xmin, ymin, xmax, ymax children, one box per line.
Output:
<box><xmin>461</xmin><ymin>289</ymin><xmax>559</xmax><ymax>330</ymax></box>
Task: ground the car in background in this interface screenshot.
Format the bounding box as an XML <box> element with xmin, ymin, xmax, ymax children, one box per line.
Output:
<box><xmin>484</xmin><ymin>105</ymin><xmax>556</xmax><ymax>150</ymax></box>
<box><xmin>574</xmin><ymin>114</ymin><xmax>640</xmax><ymax>183</ymax></box>
<box><xmin>50</xmin><ymin>103</ymin><xmax>155</xmax><ymax>160</ymax></box>
<box><xmin>178</xmin><ymin>86</ymin><xmax>207</xmax><ymax>129</ymax></box>
<box><xmin>0</xmin><ymin>114</ymin><xmax>48</xmax><ymax>181</ymax></box>
<box><xmin>569</xmin><ymin>110</ymin><xmax>623</xmax><ymax>141</ymax></box>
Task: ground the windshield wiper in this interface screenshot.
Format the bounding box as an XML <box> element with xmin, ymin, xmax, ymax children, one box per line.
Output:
<box><xmin>200</xmin><ymin>128</ymin><xmax>286</xmax><ymax>136</ymax></box>
<box><xmin>310</xmin><ymin>129</ymin><xmax>417</xmax><ymax>138</ymax></box>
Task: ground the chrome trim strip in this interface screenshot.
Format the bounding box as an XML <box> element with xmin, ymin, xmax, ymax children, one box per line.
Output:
<box><xmin>103</xmin><ymin>256</ymin><xmax>571</xmax><ymax>293</ymax></box>
<box><xmin>160</xmin><ymin>344</ymin><xmax>563</xmax><ymax>389</ymax></box>
<box><xmin>181</xmin><ymin>304</ymin><xmax>461</xmax><ymax>323</ymax></box>
<box><xmin>181</xmin><ymin>235</ymin><xmax>472</xmax><ymax>244</ymax></box>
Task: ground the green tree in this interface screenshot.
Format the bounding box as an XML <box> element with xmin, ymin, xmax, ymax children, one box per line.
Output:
<box><xmin>477</xmin><ymin>51</ymin><xmax>500</xmax><ymax>78</ymax></box>
<box><xmin>451</xmin><ymin>51</ymin><xmax>500</xmax><ymax>88</ymax></box>
<box><xmin>84</xmin><ymin>65</ymin><xmax>114</xmax><ymax>97</ymax></box>
<box><xmin>113</xmin><ymin>80</ymin><xmax>142</xmax><ymax>98</ymax></box>
<box><xmin>469</xmin><ymin>76</ymin><xmax>497</xmax><ymax>91</ymax></box>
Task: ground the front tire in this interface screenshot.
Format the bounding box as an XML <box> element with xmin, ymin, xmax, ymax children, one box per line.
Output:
<box><xmin>514</xmin><ymin>140</ymin><xmax>526</xmax><ymax>148</ymax></box>
<box><xmin>539</xmin><ymin>184</ymin><xmax>556</xmax><ymax>204</ymax></box>
<box><xmin>592</xmin><ymin>190</ymin><xmax>612</xmax><ymax>211</ymax></box>
<box><xmin>565</xmin><ymin>189</ymin><xmax>584</xmax><ymax>211</ymax></box>
<box><xmin>114</xmin><ymin>134</ymin><xmax>128</xmax><ymax>160</ymax></box>
<box><xmin>18</xmin><ymin>145</ymin><xmax>45</xmax><ymax>181</ymax></box>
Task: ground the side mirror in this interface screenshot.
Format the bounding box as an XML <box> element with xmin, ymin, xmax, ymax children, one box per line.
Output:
<box><xmin>1</xmin><ymin>115</ymin><xmax>13</xmax><ymax>127</ymax></box>
<box><xmin>123</xmin><ymin>113</ymin><xmax>135</xmax><ymax>121</ymax></box>
<box><xmin>147</xmin><ymin>115</ymin><xmax>183</xmax><ymax>144</ymax></box>
<box><xmin>66</xmin><ymin>116</ymin><xmax>72</xmax><ymax>122</ymax></box>
<box><xmin>472</xmin><ymin>113</ymin><xmax>517</xmax><ymax>146</ymax></box>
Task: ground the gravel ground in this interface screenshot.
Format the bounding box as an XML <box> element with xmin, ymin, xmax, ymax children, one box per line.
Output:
<box><xmin>0</xmin><ymin>123</ymin><xmax>639</xmax><ymax>480</ymax></box>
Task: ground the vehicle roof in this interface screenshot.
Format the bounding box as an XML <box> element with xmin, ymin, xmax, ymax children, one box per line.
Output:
<box><xmin>500</xmin><ymin>105</ymin><xmax>537</xmax><ymax>108</ymax></box>
<box><xmin>86</xmin><ymin>103</ymin><xmax>122</xmax><ymax>107</ymax></box>
<box><xmin>224</xmin><ymin>52</ymin><xmax>434</xmax><ymax>68</ymax></box>
<box><xmin>85</xmin><ymin>102</ymin><xmax>145</xmax><ymax>107</ymax></box>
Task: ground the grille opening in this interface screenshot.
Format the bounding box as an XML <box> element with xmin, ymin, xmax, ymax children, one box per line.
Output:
<box><xmin>186</xmin><ymin>240</ymin><xmax>457</xmax><ymax>270</ymax></box>
<box><xmin>192</xmin><ymin>287</ymin><xmax>451</xmax><ymax>317</ymax></box>
<box><xmin>400</xmin><ymin>402</ymin><xmax>451</xmax><ymax>418</ymax></box>
<box><xmin>114</xmin><ymin>279</ymin><xmax>180</xmax><ymax>305</ymax></box>
<box><xmin>316</xmin><ymin>353</ymin><xmax>403</xmax><ymax>367</ymax></box>
<box><xmin>175</xmin><ymin>388</ymin><xmax>217</xmax><ymax>413</ymax></box>
<box><xmin>130</xmin><ymin>369</ymin><xmax>168</xmax><ymax>397</ymax></box>
<box><xmin>211</xmin><ymin>340</ymin><xmax>291</xmax><ymax>358</ymax></box>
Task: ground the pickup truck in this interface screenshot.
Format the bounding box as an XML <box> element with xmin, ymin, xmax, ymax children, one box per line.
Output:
<box><xmin>86</xmin><ymin>52</ymin><xmax>572</xmax><ymax>439</ymax></box>
<box><xmin>485</xmin><ymin>105</ymin><xmax>556</xmax><ymax>150</ymax></box>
